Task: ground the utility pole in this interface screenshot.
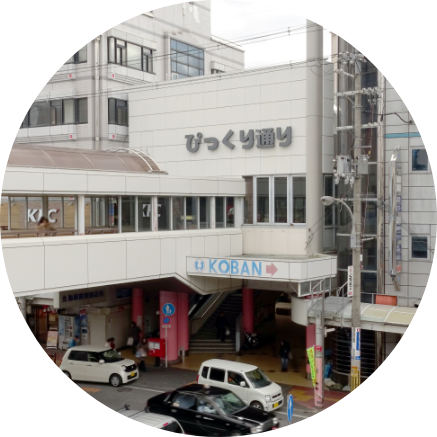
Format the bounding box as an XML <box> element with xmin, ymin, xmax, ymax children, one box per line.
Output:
<box><xmin>351</xmin><ymin>55</ymin><xmax>362</xmax><ymax>390</ymax></box>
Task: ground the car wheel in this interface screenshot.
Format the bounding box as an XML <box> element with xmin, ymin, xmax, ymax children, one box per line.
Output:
<box><xmin>63</xmin><ymin>371</ymin><xmax>71</xmax><ymax>379</ymax></box>
<box><xmin>250</xmin><ymin>401</ymin><xmax>264</xmax><ymax>410</ymax></box>
<box><xmin>110</xmin><ymin>374</ymin><xmax>122</xmax><ymax>387</ymax></box>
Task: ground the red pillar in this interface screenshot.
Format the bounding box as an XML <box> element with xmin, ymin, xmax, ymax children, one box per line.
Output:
<box><xmin>160</xmin><ymin>291</ymin><xmax>179</xmax><ymax>363</ymax></box>
<box><xmin>132</xmin><ymin>288</ymin><xmax>144</xmax><ymax>338</ymax></box>
<box><xmin>306</xmin><ymin>324</ymin><xmax>316</xmax><ymax>378</ymax></box>
<box><xmin>242</xmin><ymin>287</ymin><xmax>254</xmax><ymax>334</ymax></box>
<box><xmin>178</xmin><ymin>292</ymin><xmax>189</xmax><ymax>354</ymax></box>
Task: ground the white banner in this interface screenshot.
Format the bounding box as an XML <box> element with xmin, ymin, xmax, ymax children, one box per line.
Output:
<box><xmin>347</xmin><ymin>265</ymin><xmax>353</xmax><ymax>297</ymax></box>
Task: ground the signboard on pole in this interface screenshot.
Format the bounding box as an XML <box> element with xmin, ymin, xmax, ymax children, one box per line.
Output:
<box><xmin>347</xmin><ymin>266</ymin><xmax>353</xmax><ymax>297</ymax></box>
<box><xmin>307</xmin><ymin>346</ymin><xmax>316</xmax><ymax>387</ymax></box>
<box><xmin>287</xmin><ymin>394</ymin><xmax>294</xmax><ymax>424</ymax></box>
<box><xmin>354</xmin><ymin>327</ymin><xmax>361</xmax><ymax>361</ymax></box>
<box><xmin>162</xmin><ymin>303</ymin><xmax>175</xmax><ymax>317</ymax></box>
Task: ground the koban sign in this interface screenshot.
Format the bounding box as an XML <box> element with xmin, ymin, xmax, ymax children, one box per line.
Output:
<box><xmin>185</xmin><ymin>127</ymin><xmax>292</xmax><ymax>153</ymax></box>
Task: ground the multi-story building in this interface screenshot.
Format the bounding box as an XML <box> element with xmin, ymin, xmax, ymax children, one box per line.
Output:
<box><xmin>15</xmin><ymin>1</ymin><xmax>244</xmax><ymax>152</ymax></box>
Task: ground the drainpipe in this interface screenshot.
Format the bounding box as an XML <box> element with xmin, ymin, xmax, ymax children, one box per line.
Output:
<box><xmin>94</xmin><ymin>36</ymin><xmax>101</xmax><ymax>150</ymax></box>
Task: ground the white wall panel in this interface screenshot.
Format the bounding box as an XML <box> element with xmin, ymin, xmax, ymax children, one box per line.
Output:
<box><xmin>88</xmin><ymin>240</ymin><xmax>127</xmax><ymax>283</ymax></box>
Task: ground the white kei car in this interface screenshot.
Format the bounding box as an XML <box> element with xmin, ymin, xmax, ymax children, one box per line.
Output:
<box><xmin>60</xmin><ymin>345</ymin><xmax>139</xmax><ymax>387</ymax></box>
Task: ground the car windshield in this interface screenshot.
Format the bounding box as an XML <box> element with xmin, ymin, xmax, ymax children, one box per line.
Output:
<box><xmin>211</xmin><ymin>392</ymin><xmax>246</xmax><ymax>416</ymax></box>
<box><xmin>245</xmin><ymin>368</ymin><xmax>271</xmax><ymax>388</ymax></box>
<box><xmin>101</xmin><ymin>349</ymin><xmax>123</xmax><ymax>362</ymax></box>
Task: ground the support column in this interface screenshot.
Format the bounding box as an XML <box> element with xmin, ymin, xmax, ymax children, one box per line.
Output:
<box><xmin>77</xmin><ymin>195</ymin><xmax>85</xmax><ymax>235</ymax></box>
<box><xmin>242</xmin><ymin>287</ymin><xmax>254</xmax><ymax>334</ymax></box>
<box><xmin>132</xmin><ymin>288</ymin><xmax>144</xmax><ymax>338</ymax></box>
<box><xmin>177</xmin><ymin>292</ymin><xmax>189</xmax><ymax>356</ymax></box>
<box><xmin>159</xmin><ymin>291</ymin><xmax>181</xmax><ymax>364</ymax></box>
<box><xmin>306</xmin><ymin>324</ymin><xmax>316</xmax><ymax>379</ymax></box>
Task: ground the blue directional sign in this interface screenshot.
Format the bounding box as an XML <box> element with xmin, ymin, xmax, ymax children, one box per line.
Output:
<box><xmin>287</xmin><ymin>394</ymin><xmax>294</xmax><ymax>423</ymax></box>
<box><xmin>163</xmin><ymin>317</ymin><xmax>170</xmax><ymax>324</ymax></box>
<box><xmin>162</xmin><ymin>303</ymin><xmax>175</xmax><ymax>317</ymax></box>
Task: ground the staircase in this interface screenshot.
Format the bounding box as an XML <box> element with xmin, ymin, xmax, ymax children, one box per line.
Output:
<box><xmin>189</xmin><ymin>292</ymin><xmax>242</xmax><ymax>354</ymax></box>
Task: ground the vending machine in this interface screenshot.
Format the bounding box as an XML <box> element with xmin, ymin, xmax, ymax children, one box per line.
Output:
<box><xmin>58</xmin><ymin>315</ymin><xmax>80</xmax><ymax>349</ymax></box>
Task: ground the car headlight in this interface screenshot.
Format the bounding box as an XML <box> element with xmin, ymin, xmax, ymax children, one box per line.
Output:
<box><xmin>265</xmin><ymin>395</ymin><xmax>272</xmax><ymax>402</ymax></box>
<box><xmin>250</xmin><ymin>426</ymin><xmax>263</xmax><ymax>434</ymax></box>
<box><xmin>121</xmin><ymin>365</ymin><xmax>127</xmax><ymax>371</ymax></box>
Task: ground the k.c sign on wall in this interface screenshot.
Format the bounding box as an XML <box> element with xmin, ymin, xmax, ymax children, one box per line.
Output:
<box><xmin>185</xmin><ymin>127</ymin><xmax>291</xmax><ymax>153</ymax></box>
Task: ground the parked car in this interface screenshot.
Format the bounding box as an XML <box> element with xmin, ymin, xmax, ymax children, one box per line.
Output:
<box><xmin>118</xmin><ymin>405</ymin><xmax>184</xmax><ymax>433</ymax></box>
<box><xmin>60</xmin><ymin>345</ymin><xmax>138</xmax><ymax>387</ymax></box>
<box><xmin>197</xmin><ymin>359</ymin><xmax>283</xmax><ymax>412</ymax></box>
<box><xmin>146</xmin><ymin>384</ymin><xmax>279</xmax><ymax>435</ymax></box>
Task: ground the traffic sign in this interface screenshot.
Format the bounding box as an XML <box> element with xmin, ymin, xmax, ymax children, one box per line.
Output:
<box><xmin>162</xmin><ymin>325</ymin><xmax>171</xmax><ymax>329</ymax></box>
<box><xmin>163</xmin><ymin>317</ymin><xmax>170</xmax><ymax>324</ymax></box>
<box><xmin>162</xmin><ymin>303</ymin><xmax>175</xmax><ymax>316</ymax></box>
<box><xmin>287</xmin><ymin>394</ymin><xmax>294</xmax><ymax>423</ymax></box>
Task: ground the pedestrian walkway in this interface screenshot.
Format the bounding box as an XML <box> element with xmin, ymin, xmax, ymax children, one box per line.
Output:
<box><xmin>287</xmin><ymin>385</ymin><xmax>349</xmax><ymax>410</ymax></box>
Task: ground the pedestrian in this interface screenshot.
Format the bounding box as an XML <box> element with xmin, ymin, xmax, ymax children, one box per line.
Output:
<box><xmin>215</xmin><ymin>312</ymin><xmax>228</xmax><ymax>343</ymax></box>
<box><xmin>68</xmin><ymin>336</ymin><xmax>79</xmax><ymax>349</ymax></box>
<box><xmin>279</xmin><ymin>340</ymin><xmax>290</xmax><ymax>372</ymax></box>
<box><xmin>136</xmin><ymin>337</ymin><xmax>148</xmax><ymax>372</ymax></box>
<box><xmin>130</xmin><ymin>322</ymin><xmax>141</xmax><ymax>355</ymax></box>
<box><xmin>37</xmin><ymin>216</ymin><xmax>56</xmax><ymax>233</ymax></box>
<box><xmin>105</xmin><ymin>337</ymin><xmax>115</xmax><ymax>349</ymax></box>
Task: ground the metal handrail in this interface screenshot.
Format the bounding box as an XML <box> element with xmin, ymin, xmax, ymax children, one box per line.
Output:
<box><xmin>191</xmin><ymin>291</ymin><xmax>225</xmax><ymax>321</ymax></box>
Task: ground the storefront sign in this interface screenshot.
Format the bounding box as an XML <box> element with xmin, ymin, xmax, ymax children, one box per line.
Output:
<box><xmin>55</xmin><ymin>289</ymin><xmax>106</xmax><ymax>309</ymax></box>
<box><xmin>47</xmin><ymin>330</ymin><xmax>58</xmax><ymax>348</ymax></box>
<box><xmin>307</xmin><ymin>346</ymin><xmax>316</xmax><ymax>387</ymax></box>
<box><xmin>28</xmin><ymin>209</ymin><xmax>58</xmax><ymax>223</ymax></box>
<box><xmin>347</xmin><ymin>265</ymin><xmax>353</xmax><ymax>297</ymax></box>
<box><xmin>185</xmin><ymin>127</ymin><xmax>292</xmax><ymax>153</ymax></box>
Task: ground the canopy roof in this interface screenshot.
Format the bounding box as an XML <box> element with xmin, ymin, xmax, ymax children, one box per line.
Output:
<box><xmin>8</xmin><ymin>145</ymin><xmax>165</xmax><ymax>174</ymax></box>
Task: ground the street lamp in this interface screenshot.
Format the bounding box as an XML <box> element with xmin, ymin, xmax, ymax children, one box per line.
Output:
<box><xmin>320</xmin><ymin>196</ymin><xmax>357</xmax><ymax>249</ymax></box>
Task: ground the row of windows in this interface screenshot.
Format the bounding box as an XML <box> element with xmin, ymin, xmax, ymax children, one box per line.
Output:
<box><xmin>21</xmin><ymin>99</ymin><xmax>88</xmax><ymax>128</ymax></box>
<box><xmin>170</xmin><ymin>39</ymin><xmax>204</xmax><ymax>79</ymax></box>
<box><xmin>108</xmin><ymin>37</ymin><xmax>153</xmax><ymax>73</ymax></box>
<box><xmin>65</xmin><ymin>45</ymin><xmax>87</xmax><ymax>64</ymax></box>
<box><xmin>243</xmin><ymin>176</ymin><xmax>306</xmax><ymax>225</ymax></box>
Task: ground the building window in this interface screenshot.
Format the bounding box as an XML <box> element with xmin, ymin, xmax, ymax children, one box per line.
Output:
<box><xmin>172</xmin><ymin>197</ymin><xmax>185</xmax><ymax>230</ymax></box>
<box><xmin>216</xmin><ymin>197</ymin><xmax>225</xmax><ymax>228</ymax></box>
<box><xmin>170</xmin><ymin>39</ymin><xmax>204</xmax><ymax>79</ymax></box>
<box><xmin>157</xmin><ymin>197</ymin><xmax>171</xmax><ymax>231</ymax></box>
<box><xmin>249</xmin><ymin>176</ymin><xmax>306</xmax><ymax>225</ymax></box>
<box><xmin>108</xmin><ymin>98</ymin><xmax>128</xmax><ymax>126</ymax></box>
<box><xmin>138</xmin><ymin>196</ymin><xmax>152</xmax><ymax>231</ymax></box>
<box><xmin>412</xmin><ymin>149</ymin><xmax>428</xmax><ymax>171</ymax></box>
<box><xmin>21</xmin><ymin>98</ymin><xmax>88</xmax><ymax>128</ymax></box>
<box><xmin>226</xmin><ymin>197</ymin><xmax>235</xmax><ymax>228</ymax></box>
<box><xmin>211</xmin><ymin>69</ymin><xmax>224</xmax><ymax>74</ymax></box>
<box><xmin>65</xmin><ymin>45</ymin><xmax>87</xmax><ymax>64</ymax></box>
<box><xmin>107</xmin><ymin>37</ymin><xmax>153</xmax><ymax>73</ymax></box>
<box><xmin>199</xmin><ymin>197</ymin><xmax>210</xmax><ymax>229</ymax></box>
<box><xmin>411</xmin><ymin>236</ymin><xmax>428</xmax><ymax>259</ymax></box>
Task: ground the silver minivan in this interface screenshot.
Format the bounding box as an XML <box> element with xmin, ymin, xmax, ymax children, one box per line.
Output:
<box><xmin>197</xmin><ymin>359</ymin><xmax>284</xmax><ymax>412</ymax></box>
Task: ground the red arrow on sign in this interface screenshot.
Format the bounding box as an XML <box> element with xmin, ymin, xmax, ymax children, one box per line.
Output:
<box><xmin>266</xmin><ymin>263</ymin><xmax>278</xmax><ymax>276</ymax></box>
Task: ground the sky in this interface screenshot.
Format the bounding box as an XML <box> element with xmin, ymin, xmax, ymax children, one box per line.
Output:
<box><xmin>210</xmin><ymin>0</ymin><xmax>332</xmax><ymax>69</ymax></box>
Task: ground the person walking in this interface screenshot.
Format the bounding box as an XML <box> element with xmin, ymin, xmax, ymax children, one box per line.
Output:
<box><xmin>68</xmin><ymin>336</ymin><xmax>79</xmax><ymax>349</ymax></box>
<box><xmin>215</xmin><ymin>312</ymin><xmax>228</xmax><ymax>343</ymax></box>
<box><xmin>130</xmin><ymin>322</ymin><xmax>141</xmax><ymax>355</ymax></box>
<box><xmin>279</xmin><ymin>340</ymin><xmax>290</xmax><ymax>372</ymax></box>
<box><xmin>37</xmin><ymin>216</ymin><xmax>56</xmax><ymax>233</ymax></box>
<box><xmin>136</xmin><ymin>337</ymin><xmax>148</xmax><ymax>372</ymax></box>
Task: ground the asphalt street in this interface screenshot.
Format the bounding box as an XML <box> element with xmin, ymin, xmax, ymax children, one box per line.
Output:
<box><xmin>75</xmin><ymin>365</ymin><xmax>318</xmax><ymax>429</ymax></box>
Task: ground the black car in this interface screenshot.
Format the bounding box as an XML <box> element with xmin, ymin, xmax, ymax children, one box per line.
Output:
<box><xmin>146</xmin><ymin>384</ymin><xmax>279</xmax><ymax>435</ymax></box>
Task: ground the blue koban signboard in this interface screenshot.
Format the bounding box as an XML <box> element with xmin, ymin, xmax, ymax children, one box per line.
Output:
<box><xmin>163</xmin><ymin>303</ymin><xmax>175</xmax><ymax>317</ymax></box>
<box><xmin>287</xmin><ymin>394</ymin><xmax>294</xmax><ymax>423</ymax></box>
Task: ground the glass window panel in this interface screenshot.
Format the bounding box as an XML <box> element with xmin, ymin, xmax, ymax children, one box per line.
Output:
<box><xmin>186</xmin><ymin>197</ymin><xmax>198</xmax><ymax>229</ymax></box>
<box><xmin>172</xmin><ymin>197</ymin><xmax>185</xmax><ymax>230</ymax></box>
<box><xmin>188</xmin><ymin>66</ymin><xmax>200</xmax><ymax>76</ymax></box>
<box><xmin>188</xmin><ymin>56</ymin><xmax>201</xmax><ymax>68</ymax></box>
<box><xmin>412</xmin><ymin>236</ymin><xmax>428</xmax><ymax>258</ymax></box>
<box><xmin>50</xmin><ymin>100</ymin><xmax>62</xmax><ymax>126</ymax></box>
<box><xmin>63</xmin><ymin>99</ymin><xmax>75</xmax><ymax>124</ymax></box>
<box><xmin>274</xmin><ymin>177</ymin><xmax>287</xmax><ymax>223</ymax></box>
<box><xmin>244</xmin><ymin>177</ymin><xmax>253</xmax><ymax>225</ymax></box>
<box><xmin>256</xmin><ymin>177</ymin><xmax>269</xmax><ymax>223</ymax></box>
<box><xmin>226</xmin><ymin>197</ymin><xmax>235</xmax><ymax>228</ymax></box>
<box><xmin>0</xmin><ymin>196</ymin><xmax>9</xmax><ymax>230</ymax></box>
<box><xmin>10</xmin><ymin>197</ymin><xmax>27</xmax><ymax>229</ymax></box>
<box><xmin>107</xmin><ymin>197</ymin><xmax>118</xmax><ymax>229</ymax></box>
<box><xmin>177</xmin><ymin>63</ymin><xmax>189</xmax><ymax>75</ymax></box>
<box><xmin>361</xmin><ymin>272</ymin><xmax>377</xmax><ymax>303</ymax></box>
<box><xmin>108</xmin><ymin>98</ymin><xmax>116</xmax><ymax>125</ymax></box>
<box><xmin>116</xmin><ymin>99</ymin><xmax>128</xmax><ymax>126</ymax></box>
<box><xmin>138</xmin><ymin>196</ymin><xmax>151</xmax><ymax>232</ymax></box>
<box><xmin>121</xmin><ymin>196</ymin><xmax>135</xmax><ymax>232</ymax></box>
<box><xmin>76</xmin><ymin>98</ymin><xmax>88</xmax><ymax>124</ymax></box>
<box><xmin>77</xmin><ymin>45</ymin><xmax>87</xmax><ymax>63</ymax></box>
<box><xmin>90</xmin><ymin>198</ymin><xmax>107</xmax><ymax>227</ymax></box>
<box><xmin>127</xmin><ymin>43</ymin><xmax>142</xmax><ymax>70</ymax></box>
<box><xmin>363</xmin><ymin>201</ymin><xmax>377</xmax><ymax>235</ymax></box>
<box><xmin>362</xmin><ymin>238</ymin><xmax>377</xmax><ymax>270</ymax></box>
<box><xmin>199</xmin><ymin>70</ymin><xmax>204</xmax><ymax>75</ymax></box>
<box><xmin>216</xmin><ymin>197</ymin><xmax>225</xmax><ymax>228</ymax></box>
<box><xmin>21</xmin><ymin>112</ymin><xmax>29</xmax><ymax>128</ymax></box>
<box><xmin>65</xmin><ymin>55</ymin><xmax>74</xmax><ymax>64</ymax></box>
<box><xmin>337</xmin><ymin>200</ymin><xmax>353</xmax><ymax>234</ymax></box>
<box><xmin>176</xmin><ymin>41</ymin><xmax>188</xmax><ymax>53</ymax></box>
<box><xmin>158</xmin><ymin>197</ymin><xmax>171</xmax><ymax>231</ymax></box>
<box><xmin>63</xmin><ymin>197</ymin><xmax>76</xmax><ymax>229</ymax></box>
<box><xmin>337</xmin><ymin>236</ymin><xmax>352</xmax><ymax>270</ymax></box>
<box><xmin>28</xmin><ymin>101</ymin><xmax>50</xmax><ymax>127</ymax></box>
<box><xmin>84</xmin><ymin>197</ymin><xmax>91</xmax><ymax>227</ymax></box>
<box><xmin>116</xmin><ymin>40</ymin><xmax>126</xmax><ymax>47</ymax></box>
<box><xmin>171</xmin><ymin>61</ymin><xmax>177</xmax><ymax>72</ymax></box>
<box><xmin>199</xmin><ymin>197</ymin><xmax>210</xmax><ymax>229</ymax></box>
<box><xmin>324</xmin><ymin>175</ymin><xmax>334</xmax><ymax>226</ymax></box>
<box><xmin>412</xmin><ymin>149</ymin><xmax>428</xmax><ymax>171</ymax></box>
<box><xmin>170</xmin><ymin>39</ymin><xmax>177</xmax><ymax>50</ymax></box>
<box><xmin>108</xmin><ymin>37</ymin><xmax>115</xmax><ymax>63</ymax></box>
<box><xmin>293</xmin><ymin>177</ymin><xmax>306</xmax><ymax>223</ymax></box>
<box><xmin>48</xmin><ymin>197</ymin><xmax>62</xmax><ymax>228</ymax></box>
<box><xmin>27</xmin><ymin>197</ymin><xmax>43</xmax><ymax>230</ymax></box>
<box><xmin>147</xmin><ymin>53</ymin><xmax>153</xmax><ymax>73</ymax></box>
<box><xmin>177</xmin><ymin>74</ymin><xmax>187</xmax><ymax>79</ymax></box>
